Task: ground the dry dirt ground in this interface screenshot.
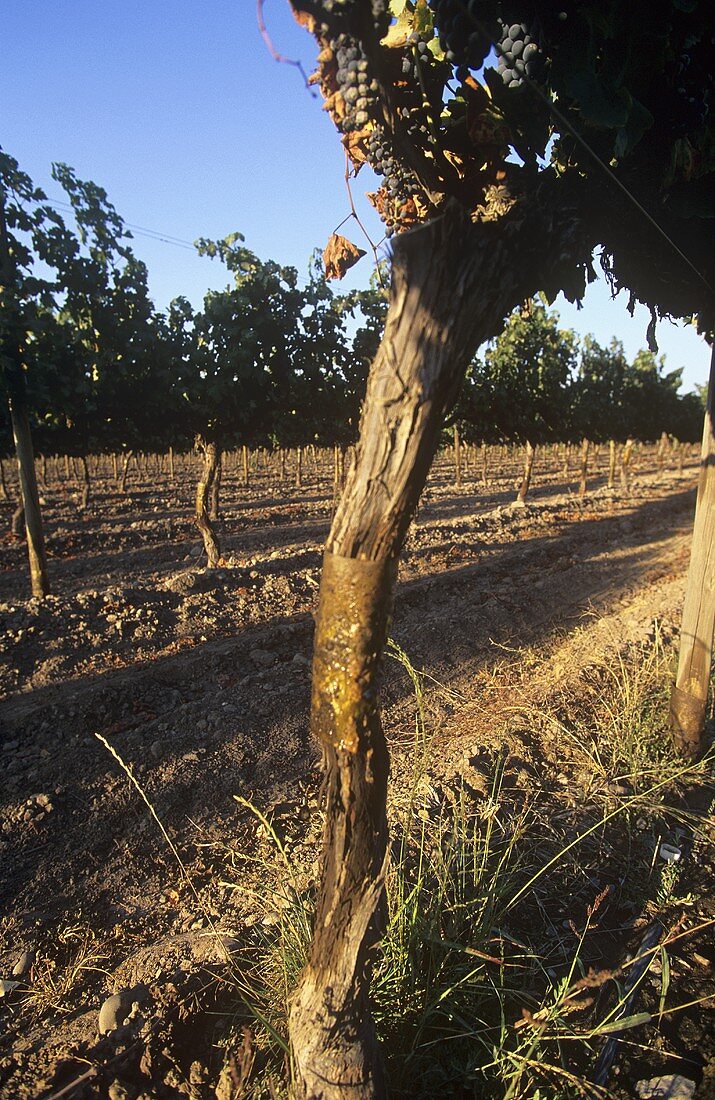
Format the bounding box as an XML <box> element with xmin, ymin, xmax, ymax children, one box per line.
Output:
<box><xmin>0</xmin><ymin>448</ymin><xmax>713</xmax><ymax>1099</ymax></box>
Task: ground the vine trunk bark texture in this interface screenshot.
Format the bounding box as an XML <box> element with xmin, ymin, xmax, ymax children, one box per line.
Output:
<box><xmin>516</xmin><ymin>439</ymin><xmax>536</xmax><ymax>504</ymax></box>
<box><xmin>209</xmin><ymin>448</ymin><xmax>222</xmax><ymax>523</ymax></box>
<box><xmin>195</xmin><ymin>438</ymin><xmax>221</xmax><ymax>568</ymax></box>
<box><xmin>288</xmin><ymin>196</ymin><xmax>592</xmax><ymax>1099</ymax></box>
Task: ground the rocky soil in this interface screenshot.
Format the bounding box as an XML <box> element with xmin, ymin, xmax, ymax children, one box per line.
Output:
<box><xmin>0</xmin><ymin>447</ymin><xmax>713</xmax><ymax>1099</ymax></box>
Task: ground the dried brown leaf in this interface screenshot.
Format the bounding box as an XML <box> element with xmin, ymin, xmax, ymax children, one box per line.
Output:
<box><xmin>342</xmin><ymin>128</ymin><xmax>371</xmax><ymax>169</ymax></box>
<box><xmin>323</xmin><ymin>234</ymin><xmax>366</xmax><ymax>280</ymax></box>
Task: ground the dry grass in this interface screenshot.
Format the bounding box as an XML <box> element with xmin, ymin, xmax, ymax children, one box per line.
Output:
<box><xmin>20</xmin><ymin>925</ymin><xmax>110</xmax><ymax>1020</ymax></box>
<box><xmin>215</xmin><ymin>628</ymin><xmax>714</xmax><ymax>1099</ymax></box>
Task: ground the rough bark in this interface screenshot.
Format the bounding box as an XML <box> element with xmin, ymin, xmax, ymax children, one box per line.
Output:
<box><xmin>480</xmin><ymin>440</ymin><xmax>488</xmax><ymax>487</ymax></box>
<box><xmin>296</xmin><ymin>445</ymin><xmax>303</xmax><ymax>488</ymax></box>
<box><xmin>516</xmin><ymin>439</ymin><xmax>536</xmax><ymax>505</ymax></box>
<box><xmin>168</xmin><ymin>446</ymin><xmax>175</xmax><ymax>482</ymax></box>
<box><xmin>289</xmin><ymin>196</ymin><xmax>592</xmax><ymax>1099</ymax></box>
<box><xmin>209</xmin><ymin>447</ymin><xmax>222</xmax><ymax>522</ymax></box>
<box><xmin>242</xmin><ymin>444</ymin><xmax>250</xmax><ymax>488</ymax></box>
<box><xmin>195</xmin><ymin>437</ymin><xmax>221</xmax><ymax>568</ymax></box>
<box><xmin>670</xmin><ymin>344</ymin><xmax>715</xmax><ymax>758</ymax></box>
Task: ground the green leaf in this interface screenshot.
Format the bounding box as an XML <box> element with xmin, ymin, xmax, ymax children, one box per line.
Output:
<box><xmin>615</xmin><ymin>99</ymin><xmax>654</xmax><ymax>159</ymax></box>
<box><xmin>596</xmin><ymin>1011</ymin><xmax>652</xmax><ymax>1035</ymax></box>
<box><xmin>567</xmin><ymin>70</ymin><xmax>630</xmax><ymax>129</ymax></box>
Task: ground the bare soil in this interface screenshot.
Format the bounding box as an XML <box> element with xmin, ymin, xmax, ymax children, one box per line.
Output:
<box><xmin>0</xmin><ymin>447</ymin><xmax>713</xmax><ymax>1099</ymax></box>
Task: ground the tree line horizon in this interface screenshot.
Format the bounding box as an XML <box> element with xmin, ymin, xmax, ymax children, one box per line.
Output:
<box><xmin>0</xmin><ymin>151</ymin><xmax>704</xmax><ymax>472</ymax></box>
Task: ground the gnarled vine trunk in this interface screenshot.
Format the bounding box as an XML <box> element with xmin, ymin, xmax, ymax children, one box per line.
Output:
<box><xmin>516</xmin><ymin>439</ymin><xmax>536</xmax><ymax>505</ymax></box>
<box><xmin>288</xmin><ymin>197</ymin><xmax>592</xmax><ymax>1099</ymax></box>
<box><xmin>119</xmin><ymin>450</ymin><xmax>133</xmax><ymax>493</ymax></box>
<box><xmin>209</xmin><ymin>447</ymin><xmax>222</xmax><ymax>522</ymax></box>
<box><xmin>195</xmin><ymin>436</ymin><xmax>221</xmax><ymax>568</ymax></box>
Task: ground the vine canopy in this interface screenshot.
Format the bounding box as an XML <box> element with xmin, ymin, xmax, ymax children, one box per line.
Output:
<box><xmin>290</xmin><ymin>0</ymin><xmax>715</xmax><ymax>335</ymax></box>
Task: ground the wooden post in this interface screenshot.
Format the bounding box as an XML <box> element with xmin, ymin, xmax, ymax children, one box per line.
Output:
<box><xmin>578</xmin><ymin>438</ymin><xmax>590</xmax><ymax>498</ymax></box>
<box><xmin>9</xmin><ymin>398</ymin><xmax>50</xmax><ymax>597</ymax></box>
<box><xmin>608</xmin><ymin>439</ymin><xmax>616</xmax><ymax>490</ymax></box>
<box><xmin>80</xmin><ymin>454</ymin><xmax>91</xmax><ymax>510</ymax></box>
<box><xmin>670</xmin><ymin>344</ymin><xmax>715</xmax><ymax>758</ymax></box>
<box><xmin>620</xmin><ymin>438</ymin><xmax>634</xmax><ymax>494</ymax></box>
<box><xmin>242</xmin><ymin>444</ymin><xmax>249</xmax><ymax>488</ymax></box>
<box><xmin>453</xmin><ymin>425</ymin><xmax>462</xmax><ymax>488</ymax></box>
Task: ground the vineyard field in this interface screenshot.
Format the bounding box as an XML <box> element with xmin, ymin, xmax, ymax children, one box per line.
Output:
<box><xmin>1</xmin><ymin>446</ymin><xmax>713</xmax><ymax>1098</ymax></box>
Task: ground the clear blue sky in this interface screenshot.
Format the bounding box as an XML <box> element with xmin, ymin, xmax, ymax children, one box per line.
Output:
<box><xmin>3</xmin><ymin>0</ymin><xmax>710</xmax><ymax>392</ymax></box>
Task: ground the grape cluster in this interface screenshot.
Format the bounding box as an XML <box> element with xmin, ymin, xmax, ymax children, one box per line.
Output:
<box><xmin>428</xmin><ymin>0</ymin><xmax>492</xmax><ymax>80</ymax></box>
<box><xmin>366</xmin><ymin>125</ymin><xmax>422</xmax><ymax>236</ymax></box>
<box><xmin>331</xmin><ymin>33</ymin><xmax>381</xmax><ymax>132</ymax></box>
<box><xmin>401</xmin><ymin>29</ymin><xmax>433</xmax><ymax>79</ymax></box>
<box><xmin>497</xmin><ymin>21</ymin><xmax>541</xmax><ymax>87</ymax></box>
